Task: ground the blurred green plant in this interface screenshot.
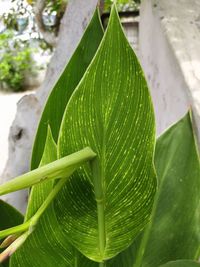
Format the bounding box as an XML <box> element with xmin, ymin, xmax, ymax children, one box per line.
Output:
<box><xmin>43</xmin><ymin>0</ymin><xmax>68</xmax><ymax>32</ymax></box>
<box><xmin>104</xmin><ymin>0</ymin><xmax>141</xmax><ymax>12</ymax></box>
<box><xmin>0</xmin><ymin>0</ymin><xmax>30</xmax><ymax>32</ymax></box>
<box><xmin>0</xmin><ymin>32</ymin><xmax>38</xmax><ymax>92</ymax></box>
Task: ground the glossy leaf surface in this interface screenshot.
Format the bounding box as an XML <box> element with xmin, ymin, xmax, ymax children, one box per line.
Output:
<box><xmin>112</xmin><ymin>113</ymin><xmax>200</xmax><ymax>267</ymax></box>
<box><xmin>160</xmin><ymin>260</ymin><xmax>200</xmax><ymax>267</ymax></box>
<box><xmin>10</xmin><ymin>8</ymin><xmax>104</xmax><ymax>267</ymax></box>
<box><xmin>105</xmin><ymin>113</ymin><xmax>200</xmax><ymax>266</ymax></box>
<box><xmin>10</xmin><ymin>128</ymin><xmax>76</xmax><ymax>267</ymax></box>
<box><xmin>134</xmin><ymin>113</ymin><xmax>200</xmax><ymax>267</ymax></box>
<box><xmin>56</xmin><ymin>5</ymin><xmax>156</xmax><ymax>262</ymax></box>
<box><xmin>31</xmin><ymin>9</ymin><xmax>104</xmax><ymax>170</ymax></box>
<box><xmin>11</xmin><ymin>128</ymin><xmax>98</xmax><ymax>267</ymax></box>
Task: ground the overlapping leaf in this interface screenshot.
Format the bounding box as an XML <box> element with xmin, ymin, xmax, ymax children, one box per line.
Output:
<box><xmin>31</xmin><ymin>9</ymin><xmax>104</xmax><ymax>170</ymax></box>
<box><xmin>10</xmin><ymin>128</ymin><xmax>76</xmax><ymax>267</ymax></box>
<box><xmin>10</xmin><ymin>8</ymin><xmax>104</xmax><ymax>267</ymax></box>
<box><xmin>0</xmin><ymin>200</ymin><xmax>23</xmax><ymax>267</ymax></box>
<box><xmin>160</xmin><ymin>260</ymin><xmax>200</xmax><ymax>267</ymax></box>
<box><xmin>10</xmin><ymin>128</ymin><xmax>98</xmax><ymax>267</ymax></box>
<box><xmin>109</xmin><ymin>113</ymin><xmax>200</xmax><ymax>267</ymax></box>
<box><xmin>134</xmin><ymin>113</ymin><xmax>200</xmax><ymax>267</ymax></box>
<box><xmin>56</xmin><ymin>5</ymin><xmax>156</xmax><ymax>262</ymax></box>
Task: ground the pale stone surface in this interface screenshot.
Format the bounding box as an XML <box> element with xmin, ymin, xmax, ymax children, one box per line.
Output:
<box><xmin>1</xmin><ymin>94</ymin><xmax>40</xmax><ymax>212</ymax></box>
<box><xmin>0</xmin><ymin>0</ymin><xmax>99</xmax><ymax>212</ymax></box>
<box><xmin>140</xmin><ymin>0</ymin><xmax>200</xmax><ymax>142</ymax></box>
<box><xmin>0</xmin><ymin>92</ymin><xmax>28</xmax><ymax>175</ymax></box>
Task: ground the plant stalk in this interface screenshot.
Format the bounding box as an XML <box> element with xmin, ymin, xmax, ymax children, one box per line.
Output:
<box><xmin>91</xmin><ymin>157</ymin><xmax>106</xmax><ymax>259</ymax></box>
<box><xmin>0</xmin><ymin>231</ymin><xmax>29</xmax><ymax>263</ymax></box>
<box><xmin>97</xmin><ymin>198</ymin><xmax>106</xmax><ymax>256</ymax></box>
<box><xmin>0</xmin><ymin>147</ymin><xmax>96</xmax><ymax>196</ymax></box>
<box><xmin>0</xmin><ymin>178</ymin><xmax>67</xmax><ymax>239</ymax></box>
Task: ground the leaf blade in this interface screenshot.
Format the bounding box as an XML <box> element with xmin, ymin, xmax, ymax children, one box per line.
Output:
<box><xmin>10</xmin><ymin>8</ymin><xmax>104</xmax><ymax>266</ymax></box>
<box><xmin>10</xmin><ymin>128</ymin><xmax>76</xmax><ymax>267</ymax></box>
<box><xmin>0</xmin><ymin>200</ymin><xmax>23</xmax><ymax>267</ymax></box>
<box><xmin>135</xmin><ymin>113</ymin><xmax>200</xmax><ymax>267</ymax></box>
<box><xmin>159</xmin><ymin>260</ymin><xmax>200</xmax><ymax>267</ymax></box>
<box><xmin>31</xmin><ymin>9</ymin><xmax>104</xmax><ymax>170</ymax></box>
<box><xmin>103</xmin><ymin>113</ymin><xmax>200</xmax><ymax>267</ymax></box>
<box><xmin>56</xmin><ymin>4</ymin><xmax>156</xmax><ymax>262</ymax></box>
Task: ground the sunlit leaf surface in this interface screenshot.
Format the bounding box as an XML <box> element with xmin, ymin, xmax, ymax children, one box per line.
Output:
<box><xmin>109</xmin><ymin>113</ymin><xmax>200</xmax><ymax>267</ymax></box>
<box><xmin>10</xmin><ymin>9</ymin><xmax>104</xmax><ymax>267</ymax></box>
<box><xmin>31</xmin><ymin>9</ymin><xmax>104</xmax><ymax>170</ymax></box>
<box><xmin>56</xmin><ymin>5</ymin><xmax>156</xmax><ymax>262</ymax></box>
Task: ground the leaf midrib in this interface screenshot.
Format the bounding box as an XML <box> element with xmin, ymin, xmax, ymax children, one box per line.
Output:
<box><xmin>96</xmin><ymin>119</ymin><xmax>107</xmax><ymax>259</ymax></box>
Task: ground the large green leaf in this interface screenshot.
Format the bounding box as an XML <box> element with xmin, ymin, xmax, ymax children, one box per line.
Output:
<box><xmin>105</xmin><ymin>113</ymin><xmax>200</xmax><ymax>267</ymax></box>
<box><xmin>10</xmin><ymin>128</ymin><xmax>98</xmax><ymax>267</ymax></box>
<box><xmin>107</xmin><ymin>237</ymin><xmax>141</xmax><ymax>267</ymax></box>
<box><xmin>0</xmin><ymin>200</ymin><xmax>23</xmax><ymax>267</ymax></box>
<box><xmin>133</xmin><ymin>113</ymin><xmax>200</xmax><ymax>267</ymax></box>
<box><xmin>9</xmin><ymin>7</ymin><xmax>103</xmax><ymax>267</ymax></box>
<box><xmin>160</xmin><ymin>260</ymin><xmax>200</xmax><ymax>267</ymax></box>
<box><xmin>0</xmin><ymin>201</ymin><xmax>23</xmax><ymax>232</ymax></box>
<box><xmin>10</xmin><ymin>128</ymin><xmax>76</xmax><ymax>267</ymax></box>
<box><xmin>31</xmin><ymin>9</ymin><xmax>104</xmax><ymax>170</ymax></box>
<box><xmin>7</xmin><ymin>6</ymin><xmax>103</xmax><ymax>267</ymax></box>
<box><xmin>56</xmin><ymin>4</ymin><xmax>156</xmax><ymax>262</ymax></box>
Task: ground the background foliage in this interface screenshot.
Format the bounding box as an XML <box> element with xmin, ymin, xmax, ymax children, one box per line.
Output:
<box><xmin>0</xmin><ymin>31</ymin><xmax>38</xmax><ymax>92</ymax></box>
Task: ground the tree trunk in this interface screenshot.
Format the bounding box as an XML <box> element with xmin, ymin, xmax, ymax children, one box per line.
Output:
<box><xmin>1</xmin><ymin>0</ymin><xmax>99</xmax><ymax>213</ymax></box>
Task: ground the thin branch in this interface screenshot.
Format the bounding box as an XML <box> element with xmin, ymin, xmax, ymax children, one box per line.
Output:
<box><xmin>33</xmin><ymin>0</ymin><xmax>58</xmax><ymax>47</ymax></box>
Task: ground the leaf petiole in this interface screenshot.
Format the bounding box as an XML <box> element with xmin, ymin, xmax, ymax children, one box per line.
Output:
<box><xmin>0</xmin><ymin>178</ymin><xmax>67</xmax><ymax>240</ymax></box>
<box><xmin>0</xmin><ymin>147</ymin><xmax>96</xmax><ymax>196</ymax></box>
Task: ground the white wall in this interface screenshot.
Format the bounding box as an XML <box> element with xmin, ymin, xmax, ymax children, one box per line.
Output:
<box><xmin>139</xmin><ymin>0</ymin><xmax>200</xmax><ymax>142</ymax></box>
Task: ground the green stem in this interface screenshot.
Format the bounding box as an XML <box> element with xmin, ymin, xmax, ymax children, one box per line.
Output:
<box><xmin>0</xmin><ymin>178</ymin><xmax>67</xmax><ymax>239</ymax></box>
<box><xmin>74</xmin><ymin>248</ymin><xmax>78</xmax><ymax>267</ymax></box>
<box><xmin>0</xmin><ymin>231</ymin><xmax>29</xmax><ymax>263</ymax></box>
<box><xmin>92</xmin><ymin>158</ymin><xmax>106</xmax><ymax>259</ymax></box>
<box><xmin>0</xmin><ymin>222</ymin><xmax>30</xmax><ymax>239</ymax></box>
<box><xmin>0</xmin><ymin>147</ymin><xmax>96</xmax><ymax>196</ymax></box>
<box><xmin>99</xmin><ymin>262</ymin><xmax>106</xmax><ymax>267</ymax></box>
<box><xmin>28</xmin><ymin>178</ymin><xmax>67</xmax><ymax>232</ymax></box>
<box><xmin>97</xmin><ymin>199</ymin><xmax>106</xmax><ymax>256</ymax></box>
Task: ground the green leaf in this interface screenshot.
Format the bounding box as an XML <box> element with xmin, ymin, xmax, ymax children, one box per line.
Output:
<box><xmin>131</xmin><ymin>112</ymin><xmax>200</xmax><ymax>267</ymax></box>
<box><xmin>31</xmin><ymin>9</ymin><xmax>104</xmax><ymax>170</ymax></box>
<box><xmin>56</xmin><ymin>4</ymin><xmax>156</xmax><ymax>262</ymax></box>
<box><xmin>10</xmin><ymin>127</ymin><xmax>98</xmax><ymax>267</ymax></box>
<box><xmin>107</xmin><ymin>237</ymin><xmax>141</xmax><ymax>267</ymax></box>
<box><xmin>0</xmin><ymin>200</ymin><xmax>23</xmax><ymax>267</ymax></box>
<box><xmin>159</xmin><ymin>260</ymin><xmax>200</xmax><ymax>267</ymax></box>
<box><xmin>0</xmin><ymin>201</ymin><xmax>23</xmax><ymax>232</ymax></box>
<box><xmin>9</xmin><ymin>8</ymin><xmax>104</xmax><ymax>267</ymax></box>
<box><xmin>104</xmin><ymin>113</ymin><xmax>200</xmax><ymax>267</ymax></box>
<box><xmin>10</xmin><ymin>127</ymin><xmax>76</xmax><ymax>267</ymax></box>
<box><xmin>0</xmin><ymin>147</ymin><xmax>96</xmax><ymax>197</ymax></box>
